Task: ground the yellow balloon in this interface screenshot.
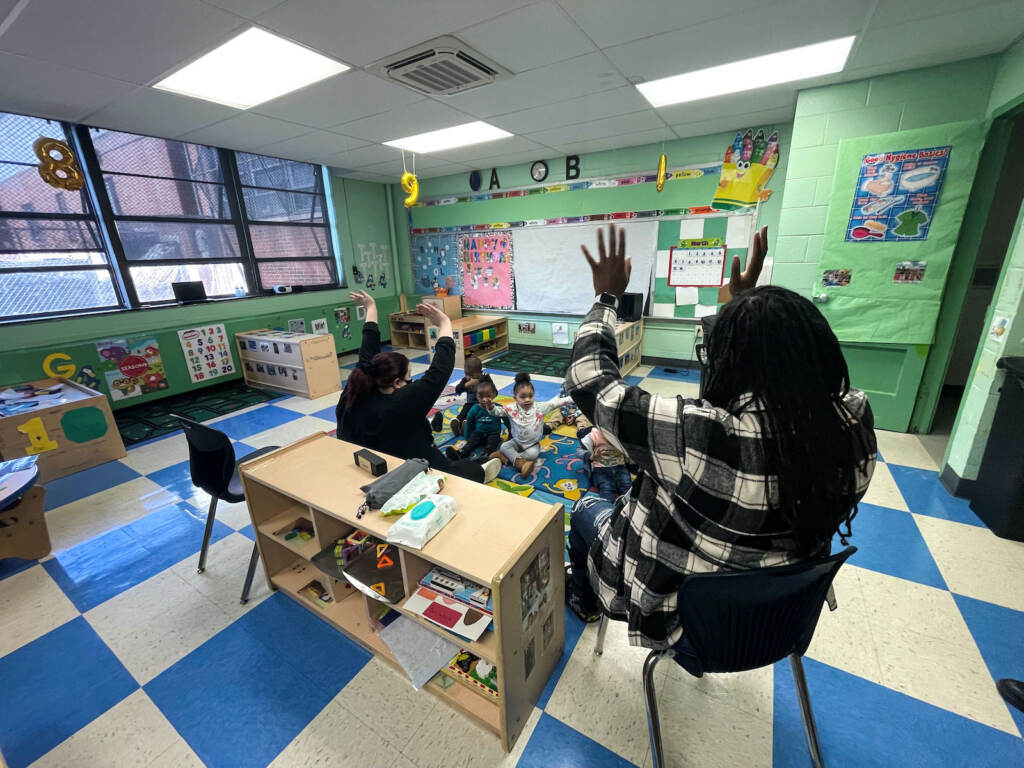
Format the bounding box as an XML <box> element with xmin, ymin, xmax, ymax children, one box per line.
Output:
<box><xmin>401</xmin><ymin>171</ymin><xmax>419</xmax><ymax>208</ymax></box>
<box><xmin>33</xmin><ymin>137</ymin><xmax>85</xmax><ymax>191</ymax></box>
<box><xmin>656</xmin><ymin>153</ymin><xmax>667</xmax><ymax>192</ymax></box>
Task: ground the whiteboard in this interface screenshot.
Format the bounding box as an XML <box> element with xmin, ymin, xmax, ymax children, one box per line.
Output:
<box><xmin>512</xmin><ymin>221</ymin><xmax>658</xmax><ymax>315</ymax></box>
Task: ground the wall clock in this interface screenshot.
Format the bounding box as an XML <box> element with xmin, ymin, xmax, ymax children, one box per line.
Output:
<box><xmin>530</xmin><ymin>160</ymin><xmax>548</xmax><ymax>182</ymax></box>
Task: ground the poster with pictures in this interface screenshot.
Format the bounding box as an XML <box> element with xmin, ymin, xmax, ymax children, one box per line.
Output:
<box><xmin>846</xmin><ymin>145</ymin><xmax>951</xmax><ymax>242</ymax></box>
<box><xmin>334</xmin><ymin>307</ymin><xmax>350</xmax><ymax>324</ymax></box>
<box><xmin>411</xmin><ymin>232</ymin><xmax>462</xmax><ymax>296</ymax></box>
<box><xmin>353</xmin><ymin>242</ymin><xmax>389</xmax><ymax>293</ymax></box>
<box><xmin>460</xmin><ymin>231</ymin><xmax>515</xmax><ymax>310</ymax></box>
<box><xmin>667</xmin><ymin>238</ymin><xmax>726</xmax><ymax>287</ymax></box>
<box><xmin>177</xmin><ymin>324</ymin><xmax>236</xmax><ymax>384</ymax></box>
<box><xmin>519</xmin><ymin>547</ymin><xmax>551</xmax><ymax>635</ymax></box>
<box><xmin>312</xmin><ymin>317</ymin><xmax>328</xmax><ymax>335</ymax></box>
<box><xmin>95</xmin><ymin>337</ymin><xmax>167</xmax><ymax>401</ymax></box>
<box><xmin>288</xmin><ymin>318</ymin><xmax>306</xmax><ymax>333</ymax></box>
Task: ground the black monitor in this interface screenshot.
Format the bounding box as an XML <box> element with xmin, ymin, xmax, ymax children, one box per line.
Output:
<box><xmin>172</xmin><ymin>281</ymin><xmax>207</xmax><ymax>304</ymax></box>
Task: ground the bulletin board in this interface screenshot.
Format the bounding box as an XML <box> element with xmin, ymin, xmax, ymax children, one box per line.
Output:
<box><xmin>411</xmin><ymin>232</ymin><xmax>463</xmax><ymax>295</ymax></box>
<box><xmin>460</xmin><ymin>231</ymin><xmax>515</xmax><ymax>310</ymax></box>
<box><xmin>815</xmin><ymin>121</ymin><xmax>986</xmax><ymax>344</ymax></box>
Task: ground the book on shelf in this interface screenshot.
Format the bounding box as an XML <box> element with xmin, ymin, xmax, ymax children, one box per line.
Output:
<box><xmin>419</xmin><ymin>566</ymin><xmax>493</xmax><ymax>615</ymax></box>
<box><xmin>403</xmin><ymin>585</ymin><xmax>491</xmax><ymax>642</ymax></box>
<box><xmin>298</xmin><ymin>579</ymin><xmax>332</xmax><ymax>611</ymax></box>
<box><xmin>442</xmin><ymin>650</ymin><xmax>499</xmax><ymax>701</ymax></box>
<box><xmin>342</xmin><ymin>542</ymin><xmax>404</xmax><ymax>604</ymax></box>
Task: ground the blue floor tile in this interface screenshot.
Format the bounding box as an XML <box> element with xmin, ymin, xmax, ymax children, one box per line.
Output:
<box><xmin>0</xmin><ymin>556</ymin><xmax>37</xmax><ymax>581</ymax></box>
<box><xmin>954</xmin><ymin>594</ymin><xmax>1024</xmax><ymax>735</ymax></box>
<box><xmin>312</xmin><ymin>405</ymin><xmax>336</xmax><ymax>422</ymax></box>
<box><xmin>537</xmin><ymin>607</ymin><xmax>586</xmax><ymax>710</ymax></box>
<box><xmin>835</xmin><ymin>503</ymin><xmax>946</xmax><ymax>589</ymax></box>
<box><xmin>624</xmin><ymin>375</ymin><xmax>644</xmax><ymax>386</ymax></box>
<box><xmin>147</xmin><ymin>459</ymin><xmax>194</xmax><ymax>498</ymax></box>
<box><xmin>209</xmin><ymin>405</ymin><xmax>301</xmax><ymax>441</ymax></box>
<box><xmin>238</xmin><ymin>524</ymin><xmax>255</xmax><ymax>540</ymax></box>
<box><xmin>0</xmin><ymin>617</ymin><xmax>138</xmax><ymax>768</ymax></box>
<box><xmin>498</xmin><ymin>378</ymin><xmax>564</xmax><ymax>402</ymax></box>
<box><xmin>43</xmin><ymin>502</ymin><xmax>231</xmax><ymax>612</ymax></box>
<box><xmin>145</xmin><ymin>593</ymin><xmax>370</xmax><ymax>768</ymax></box>
<box><xmin>773</xmin><ymin>657</ymin><xmax>1024</xmax><ymax>768</ymax></box>
<box><xmin>43</xmin><ymin>460</ymin><xmax>140</xmax><ymax>510</ymax></box>
<box><xmin>410</xmin><ymin>353</ymin><xmax>431</xmax><ymax>363</ymax></box>
<box><xmin>888</xmin><ymin>464</ymin><xmax>984</xmax><ymax>527</ymax></box>
<box><xmin>646</xmin><ymin>365</ymin><xmax>701</xmax><ymax>382</ymax></box>
<box><xmin>518</xmin><ymin>713</ymin><xmax>637</xmax><ymax>768</ymax></box>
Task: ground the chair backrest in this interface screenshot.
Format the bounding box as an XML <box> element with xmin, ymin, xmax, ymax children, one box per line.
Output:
<box><xmin>173</xmin><ymin>414</ymin><xmax>237</xmax><ymax>500</ymax></box>
<box><xmin>676</xmin><ymin>547</ymin><xmax>856</xmax><ymax>675</ymax></box>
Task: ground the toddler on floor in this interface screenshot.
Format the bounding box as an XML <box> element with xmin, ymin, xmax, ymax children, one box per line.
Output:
<box><xmin>445</xmin><ymin>375</ymin><xmax>507</xmax><ymax>461</ymax></box>
<box><xmin>581</xmin><ymin>428</ymin><xmax>631</xmax><ymax>502</ymax></box>
<box><xmin>489</xmin><ymin>372</ymin><xmax>571</xmax><ymax>476</ymax></box>
<box><xmin>449</xmin><ymin>354</ymin><xmax>482</xmax><ymax>436</ymax></box>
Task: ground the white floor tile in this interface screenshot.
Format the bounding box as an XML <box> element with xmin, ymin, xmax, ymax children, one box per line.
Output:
<box><xmin>85</xmin><ymin>568</ymin><xmax>233</xmax><ymax>684</ymax></box>
<box><xmin>274</xmin><ymin>393</ymin><xmax>341</xmax><ymax>415</ymax></box>
<box><xmin>148</xmin><ymin>737</ymin><xmax>205</xmax><ymax>768</ymax></box>
<box><xmin>269</xmin><ymin>699</ymin><xmax>415</xmax><ymax>768</ymax></box>
<box><xmin>400</xmin><ymin>692</ymin><xmax>508</xmax><ymax>768</ymax></box>
<box><xmin>243</xmin><ymin>416</ymin><xmax>334</xmax><ymax>451</ymax></box>
<box><xmin>637</xmin><ymin>378</ymin><xmax>701</xmax><ymax>400</ymax></box>
<box><xmin>859</xmin><ymin>462</ymin><xmax>909</xmax><ymax>511</ymax></box>
<box><xmin>804</xmin><ymin>566</ymin><xmax>884</xmax><ymax>685</ymax></box>
<box><xmin>333</xmin><ymin>658</ymin><xmax>437</xmax><ymax>747</ymax></box>
<box><xmin>874</xmin><ymin>430</ymin><xmax>939</xmax><ymax>471</ymax></box>
<box><xmin>0</xmin><ymin>565</ymin><xmax>79</xmax><ymax>657</ymax></box>
<box><xmin>28</xmin><ymin>690</ymin><xmax>179</xmax><ymax>768</ymax></box>
<box><xmin>169</xmin><ymin>532</ymin><xmax>272</xmax><ymax>620</ymax></box>
<box><xmin>915</xmin><ymin>514</ymin><xmax>1024</xmax><ymax>613</ymax></box>
<box><xmin>46</xmin><ymin>478</ymin><xmax>182</xmax><ymax>553</ymax></box>
<box><xmin>531</xmin><ymin>373</ymin><xmax>566</xmax><ymax>384</ymax></box>
<box><xmin>408</xmin><ymin>362</ymin><xmax>430</xmax><ymax>377</ymax></box>
<box><xmin>489</xmin><ymin>374</ymin><xmax>516</xmax><ymax>392</ymax></box>
<box><xmin>121</xmin><ymin>434</ymin><xmax>190</xmax><ymax>475</ymax></box>
<box><xmin>181</xmin><ymin>490</ymin><xmax>252</xmax><ymax>531</ymax></box>
<box><xmin>631</xmin><ymin>365</ymin><xmax>654</xmax><ymax>377</ymax></box>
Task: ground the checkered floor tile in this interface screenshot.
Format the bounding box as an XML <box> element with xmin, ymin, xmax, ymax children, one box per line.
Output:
<box><xmin>2</xmin><ymin>349</ymin><xmax>1023</xmax><ymax>767</ymax></box>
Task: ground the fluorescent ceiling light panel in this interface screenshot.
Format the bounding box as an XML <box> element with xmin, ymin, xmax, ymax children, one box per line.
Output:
<box><xmin>384</xmin><ymin>121</ymin><xmax>512</xmax><ymax>153</ymax></box>
<box><xmin>154</xmin><ymin>27</ymin><xmax>349</xmax><ymax>109</ymax></box>
<box><xmin>637</xmin><ymin>36</ymin><xmax>855</xmax><ymax>108</ymax></box>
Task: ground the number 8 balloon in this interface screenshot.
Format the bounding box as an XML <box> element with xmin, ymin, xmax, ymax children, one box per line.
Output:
<box><xmin>33</xmin><ymin>137</ymin><xmax>85</xmax><ymax>191</ymax></box>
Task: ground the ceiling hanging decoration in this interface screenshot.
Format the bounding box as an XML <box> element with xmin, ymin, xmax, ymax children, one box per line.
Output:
<box><xmin>33</xmin><ymin>137</ymin><xmax>85</xmax><ymax>191</ymax></box>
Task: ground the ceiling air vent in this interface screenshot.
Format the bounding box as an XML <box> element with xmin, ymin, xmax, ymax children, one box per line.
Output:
<box><xmin>368</xmin><ymin>36</ymin><xmax>511</xmax><ymax>96</ymax></box>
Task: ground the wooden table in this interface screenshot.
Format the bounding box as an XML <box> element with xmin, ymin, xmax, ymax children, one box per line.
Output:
<box><xmin>239</xmin><ymin>433</ymin><xmax>565</xmax><ymax>751</ymax></box>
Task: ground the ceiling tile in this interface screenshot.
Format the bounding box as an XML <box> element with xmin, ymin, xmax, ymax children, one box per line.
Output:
<box><xmin>80</xmin><ymin>86</ymin><xmax>240</xmax><ymax>139</ymax></box>
<box><xmin>418</xmin><ymin>162</ymin><xmax>476</xmax><ymax>179</ymax></box>
<box><xmin>325</xmin><ymin>142</ymin><xmax>404</xmax><ymax>169</ymax></box>
<box><xmin>525</xmin><ymin>110</ymin><xmax>667</xmax><ymax>148</ymax></box>
<box><xmin>555</xmin><ymin>0</ymin><xmax>766</xmax><ymax>48</ymax></box>
<box><xmin>0</xmin><ymin>51</ymin><xmax>134</xmax><ymax>122</ymax></box>
<box><xmin>0</xmin><ymin>0</ymin><xmax>247</xmax><ymax>84</ymax></box>
<box><xmin>340</xmin><ymin>171</ymin><xmax>392</xmax><ymax>183</ymax></box>
<box><xmin>258</xmin><ymin>0</ymin><xmax>533</xmax><ymax>67</ymax></box>
<box><xmin>459</xmin><ymin>148</ymin><xmax>555</xmax><ymax>169</ymax></box>
<box><xmin>204</xmin><ymin>0</ymin><xmax>285</xmax><ymax>18</ymax></box>
<box><xmin>458</xmin><ymin>1</ymin><xmax>596</xmax><ymax>73</ymax></box>
<box><xmin>432</xmin><ymin>135</ymin><xmax>543</xmax><ymax>164</ymax></box>
<box><xmin>357</xmin><ymin>155</ymin><xmax>467</xmax><ymax>177</ymax></box>
<box><xmin>604</xmin><ymin>0</ymin><xmax>873</xmax><ymax>83</ymax></box>
<box><xmin>869</xmin><ymin>0</ymin><xmax>1006</xmax><ymax>28</ymax></box>
<box><xmin>331</xmin><ymin>99</ymin><xmax>476</xmax><ymax>142</ymax></box>
<box><xmin>179</xmin><ymin>112</ymin><xmax>310</xmax><ymax>149</ymax></box>
<box><xmin>488</xmin><ymin>86</ymin><xmax>652</xmax><ymax>135</ymax></box>
<box><xmin>671</xmin><ymin>106</ymin><xmax>795</xmax><ymax>140</ymax></box>
<box><xmin>253</xmin><ymin>71</ymin><xmax>423</xmax><ymax>129</ymax></box>
<box><xmin>258</xmin><ymin>130</ymin><xmax>370</xmax><ymax>163</ymax></box>
<box><xmin>549</xmin><ymin>127</ymin><xmax>669</xmax><ymax>156</ymax></box>
<box><xmin>654</xmin><ymin>84</ymin><xmax>797</xmax><ymax>127</ymax></box>
<box><xmin>444</xmin><ymin>51</ymin><xmax>628</xmax><ymax>118</ymax></box>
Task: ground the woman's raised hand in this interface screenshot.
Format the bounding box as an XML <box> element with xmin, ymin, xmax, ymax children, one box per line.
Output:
<box><xmin>349</xmin><ymin>290</ymin><xmax>375</xmax><ymax>308</ymax></box>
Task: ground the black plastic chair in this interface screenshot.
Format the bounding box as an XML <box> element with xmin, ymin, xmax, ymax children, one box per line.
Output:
<box><xmin>593</xmin><ymin>546</ymin><xmax>856</xmax><ymax>768</ymax></box>
<box><xmin>173</xmin><ymin>414</ymin><xmax>279</xmax><ymax>604</ymax></box>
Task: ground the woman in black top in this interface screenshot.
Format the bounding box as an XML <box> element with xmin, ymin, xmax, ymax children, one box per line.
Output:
<box><xmin>335</xmin><ymin>291</ymin><xmax>501</xmax><ymax>484</ymax></box>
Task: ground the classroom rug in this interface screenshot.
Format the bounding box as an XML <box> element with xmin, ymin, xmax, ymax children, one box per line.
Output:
<box><xmin>487</xmin><ymin>350</ymin><xmax>569</xmax><ymax>378</ymax></box>
<box><xmin>113</xmin><ymin>381</ymin><xmax>285</xmax><ymax>446</ymax></box>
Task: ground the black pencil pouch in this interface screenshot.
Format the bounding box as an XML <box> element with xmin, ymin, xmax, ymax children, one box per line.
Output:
<box><xmin>359</xmin><ymin>458</ymin><xmax>429</xmax><ymax>511</ymax></box>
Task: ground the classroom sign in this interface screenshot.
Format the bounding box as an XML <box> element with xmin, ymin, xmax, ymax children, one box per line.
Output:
<box><xmin>845</xmin><ymin>145</ymin><xmax>950</xmax><ymax>242</ymax></box>
<box><xmin>95</xmin><ymin>337</ymin><xmax>166</xmax><ymax>401</ymax></box>
<box><xmin>460</xmin><ymin>231</ymin><xmax>515</xmax><ymax>311</ymax></box>
<box><xmin>177</xmin><ymin>324</ymin><xmax>235</xmax><ymax>384</ymax></box>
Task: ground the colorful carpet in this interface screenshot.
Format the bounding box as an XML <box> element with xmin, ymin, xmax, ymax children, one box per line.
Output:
<box><xmin>487</xmin><ymin>350</ymin><xmax>569</xmax><ymax>378</ymax></box>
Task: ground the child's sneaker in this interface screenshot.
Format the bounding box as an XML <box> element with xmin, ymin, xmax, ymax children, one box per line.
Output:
<box><xmin>445</xmin><ymin>446</ymin><xmax>460</xmax><ymax>461</ymax></box>
<box><xmin>430</xmin><ymin>412</ymin><xmax>443</xmax><ymax>432</ymax></box>
<box><xmin>481</xmin><ymin>458</ymin><xmax>501</xmax><ymax>483</ymax></box>
<box><xmin>451</xmin><ymin>418</ymin><xmax>463</xmax><ymax>436</ymax></box>
<box><xmin>514</xmin><ymin>457</ymin><xmax>534</xmax><ymax>476</ymax></box>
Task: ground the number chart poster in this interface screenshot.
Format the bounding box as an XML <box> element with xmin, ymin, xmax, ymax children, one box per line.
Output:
<box><xmin>411</xmin><ymin>232</ymin><xmax>462</xmax><ymax>295</ymax></box>
<box><xmin>845</xmin><ymin>145</ymin><xmax>951</xmax><ymax>242</ymax></box>
<box><xmin>95</xmin><ymin>338</ymin><xmax>166</xmax><ymax>401</ymax></box>
<box><xmin>177</xmin><ymin>324</ymin><xmax>236</xmax><ymax>384</ymax></box>
<box><xmin>460</xmin><ymin>231</ymin><xmax>515</xmax><ymax>311</ymax></box>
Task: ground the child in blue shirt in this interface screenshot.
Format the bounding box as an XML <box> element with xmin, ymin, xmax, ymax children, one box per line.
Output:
<box><xmin>445</xmin><ymin>376</ymin><xmax>507</xmax><ymax>461</ymax></box>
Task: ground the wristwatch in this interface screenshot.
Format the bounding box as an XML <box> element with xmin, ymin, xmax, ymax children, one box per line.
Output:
<box><xmin>596</xmin><ymin>292</ymin><xmax>619</xmax><ymax>309</ymax></box>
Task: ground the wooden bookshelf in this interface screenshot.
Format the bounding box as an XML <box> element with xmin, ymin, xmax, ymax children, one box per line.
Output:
<box><xmin>388</xmin><ymin>312</ymin><xmax>431</xmax><ymax>350</ymax></box>
<box><xmin>239</xmin><ymin>433</ymin><xmax>564</xmax><ymax>752</ymax></box>
<box><xmin>615</xmin><ymin>319</ymin><xmax>644</xmax><ymax>377</ymax></box>
<box><xmin>428</xmin><ymin>315</ymin><xmax>510</xmax><ymax>368</ymax></box>
<box><xmin>235</xmin><ymin>329</ymin><xmax>341</xmax><ymax>399</ymax></box>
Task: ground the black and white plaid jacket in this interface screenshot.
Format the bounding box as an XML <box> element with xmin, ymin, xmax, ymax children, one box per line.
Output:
<box><xmin>566</xmin><ymin>299</ymin><xmax>876</xmax><ymax>649</ymax></box>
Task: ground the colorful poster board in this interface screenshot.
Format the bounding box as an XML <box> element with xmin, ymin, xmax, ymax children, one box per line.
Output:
<box><xmin>95</xmin><ymin>337</ymin><xmax>166</xmax><ymax>401</ymax></box>
<box><xmin>845</xmin><ymin>145</ymin><xmax>951</xmax><ymax>242</ymax></box>
<box><xmin>711</xmin><ymin>128</ymin><xmax>779</xmax><ymax>210</ymax></box>
<box><xmin>667</xmin><ymin>238</ymin><xmax>726</xmax><ymax>287</ymax></box>
<box><xmin>177</xmin><ymin>324</ymin><xmax>236</xmax><ymax>384</ymax></box>
<box><xmin>459</xmin><ymin>231</ymin><xmax>515</xmax><ymax>310</ymax></box>
<box><xmin>411</xmin><ymin>232</ymin><xmax>462</xmax><ymax>296</ymax></box>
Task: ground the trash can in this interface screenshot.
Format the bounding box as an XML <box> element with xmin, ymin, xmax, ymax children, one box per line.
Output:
<box><xmin>970</xmin><ymin>356</ymin><xmax>1024</xmax><ymax>541</ymax></box>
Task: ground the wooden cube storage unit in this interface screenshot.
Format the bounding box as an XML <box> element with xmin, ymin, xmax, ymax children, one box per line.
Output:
<box><xmin>239</xmin><ymin>434</ymin><xmax>565</xmax><ymax>752</ymax></box>
<box><xmin>0</xmin><ymin>378</ymin><xmax>126</xmax><ymax>482</ymax></box>
<box><xmin>429</xmin><ymin>315</ymin><xmax>509</xmax><ymax>368</ymax></box>
<box><xmin>615</xmin><ymin>319</ymin><xmax>644</xmax><ymax>377</ymax></box>
<box><xmin>389</xmin><ymin>296</ymin><xmax>462</xmax><ymax>351</ymax></box>
<box><xmin>236</xmin><ymin>329</ymin><xmax>341</xmax><ymax>399</ymax></box>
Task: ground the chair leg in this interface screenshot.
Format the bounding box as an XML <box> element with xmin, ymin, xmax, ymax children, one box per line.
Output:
<box><xmin>643</xmin><ymin>651</ymin><xmax>666</xmax><ymax>768</ymax></box>
<box><xmin>196</xmin><ymin>496</ymin><xmax>219</xmax><ymax>573</ymax></box>
<box><xmin>239</xmin><ymin>542</ymin><xmax>260</xmax><ymax>605</ymax></box>
<box><xmin>790</xmin><ymin>655</ymin><xmax>825</xmax><ymax>768</ymax></box>
<box><xmin>594</xmin><ymin>614</ymin><xmax>609</xmax><ymax>655</ymax></box>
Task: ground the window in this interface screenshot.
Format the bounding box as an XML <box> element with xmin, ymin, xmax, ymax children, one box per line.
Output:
<box><xmin>87</xmin><ymin>128</ymin><xmax>250</xmax><ymax>304</ymax></box>
<box><xmin>234</xmin><ymin>152</ymin><xmax>337</xmax><ymax>289</ymax></box>
<box><xmin>0</xmin><ymin>113</ymin><xmax>121</xmax><ymax>319</ymax></box>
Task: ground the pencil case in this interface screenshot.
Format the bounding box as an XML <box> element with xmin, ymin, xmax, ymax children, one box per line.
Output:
<box><xmin>360</xmin><ymin>458</ymin><xmax>429</xmax><ymax>510</ymax></box>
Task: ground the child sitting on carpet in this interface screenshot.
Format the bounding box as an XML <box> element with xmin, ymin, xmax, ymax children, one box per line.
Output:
<box><xmin>490</xmin><ymin>372</ymin><xmax>572</xmax><ymax>477</ymax></box>
<box><xmin>449</xmin><ymin>354</ymin><xmax>483</xmax><ymax>436</ymax></box>
<box><xmin>445</xmin><ymin>376</ymin><xmax>507</xmax><ymax>461</ymax></box>
<box><xmin>546</xmin><ymin>381</ymin><xmax>591</xmax><ymax>433</ymax></box>
<box><xmin>581</xmin><ymin>428</ymin><xmax>631</xmax><ymax>502</ymax></box>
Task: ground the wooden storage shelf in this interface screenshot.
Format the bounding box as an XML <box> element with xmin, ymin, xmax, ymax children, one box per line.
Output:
<box><xmin>256</xmin><ymin>508</ymin><xmax>320</xmax><ymax>561</ymax></box>
<box><xmin>235</xmin><ymin>329</ymin><xmax>341</xmax><ymax>399</ymax></box>
<box><xmin>428</xmin><ymin>315</ymin><xmax>510</xmax><ymax>368</ymax></box>
<box><xmin>240</xmin><ymin>432</ymin><xmax>564</xmax><ymax>751</ymax></box>
<box><xmin>614</xmin><ymin>319</ymin><xmax>644</xmax><ymax>377</ymax></box>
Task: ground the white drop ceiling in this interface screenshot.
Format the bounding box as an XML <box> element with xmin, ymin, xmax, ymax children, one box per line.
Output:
<box><xmin>0</xmin><ymin>0</ymin><xmax>1021</xmax><ymax>183</ymax></box>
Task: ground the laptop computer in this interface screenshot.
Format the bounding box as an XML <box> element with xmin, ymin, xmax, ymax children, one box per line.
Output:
<box><xmin>172</xmin><ymin>281</ymin><xmax>207</xmax><ymax>304</ymax></box>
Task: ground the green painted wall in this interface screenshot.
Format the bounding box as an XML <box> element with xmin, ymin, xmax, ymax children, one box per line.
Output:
<box><xmin>0</xmin><ymin>176</ymin><xmax>399</xmax><ymax>409</ymax></box>
<box><xmin>988</xmin><ymin>38</ymin><xmax>1024</xmax><ymax>117</ymax></box>
<box><xmin>388</xmin><ymin>127</ymin><xmax>792</xmax><ymax>366</ymax></box>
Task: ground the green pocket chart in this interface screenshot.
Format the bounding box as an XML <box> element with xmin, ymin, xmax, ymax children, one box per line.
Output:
<box><xmin>649</xmin><ymin>213</ymin><xmax>755</xmax><ymax>319</ymax></box>
<box><xmin>816</xmin><ymin>120</ymin><xmax>985</xmax><ymax>344</ymax></box>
